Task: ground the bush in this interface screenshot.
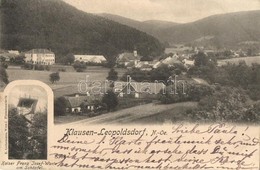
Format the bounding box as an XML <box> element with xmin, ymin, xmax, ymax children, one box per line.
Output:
<box><xmin>0</xmin><ymin>65</ymin><xmax>9</xmax><ymax>84</ymax></box>
<box><xmin>184</xmin><ymin>87</ymin><xmax>258</xmax><ymax>123</ymax></box>
<box><xmin>121</xmin><ymin>68</ymin><xmax>150</xmax><ymax>82</ymax></box>
<box><xmin>102</xmin><ymin>90</ymin><xmax>118</xmax><ymax>112</ymax></box>
<box><xmin>188</xmin><ymin>83</ymin><xmax>214</xmax><ymax>101</ymax></box>
<box><xmin>107</xmin><ymin>68</ymin><xmax>118</xmax><ymax>81</ymax></box>
<box><xmin>73</xmin><ymin>61</ymin><xmax>86</xmax><ymax>72</ymax></box>
<box><xmin>54</xmin><ymin>97</ymin><xmax>67</xmax><ymax>116</ymax></box>
<box><xmin>45</xmin><ymin>65</ymin><xmax>50</xmax><ymax>71</ymax></box>
<box><xmin>23</xmin><ymin>63</ymin><xmax>33</xmax><ymax>70</ymax></box>
<box><xmin>35</xmin><ymin>64</ymin><xmax>44</xmax><ymax>71</ymax></box>
<box><xmin>247</xmin><ymin>85</ymin><xmax>260</xmax><ymax>100</ymax></box>
<box><xmin>1</xmin><ymin>62</ymin><xmax>8</xmax><ymax>69</ymax></box>
<box><xmin>76</xmin><ymin>68</ymin><xmax>84</xmax><ymax>72</ymax></box>
<box><xmin>58</xmin><ymin>68</ymin><xmax>66</xmax><ymax>72</ymax></box>
<box><xmin>157</xmin><ymin>81</ymin><xmax>213</xmax><ymax>104</ymax></box>
<box><xmin>49</xmin><ymin>72</ymin><xmax>60</xmax><ymax>84</ymax></box>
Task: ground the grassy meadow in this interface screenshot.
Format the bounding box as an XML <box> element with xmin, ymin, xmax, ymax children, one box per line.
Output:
<box><xmin>7</xmin><ymin>66</ymin><xmax>126</xmax><ymax>97</ymax></box>
<box><xmin>218</xmin><ymin>56</ymin><xmax>260</xmax><ymax>66</ymax></box>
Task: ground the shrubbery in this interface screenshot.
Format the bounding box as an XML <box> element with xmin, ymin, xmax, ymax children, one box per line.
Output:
<box><xmin>54</xmin><ymin>97</ymin><xmax>67</xmax><ymax>116</ymax></box>
<box><xmin>22</xmin><ymin>63</ymin><xmax>51</xmax><ymax>71</ymax></box>
<box><xmin>184</xmin><ymin>87</ymin><xmax>260</xmax><ymax>123</ymax></box>
<box><xmin>49</xmin><ymin>72</ymin><xmax>60</xmax><ymax>84</ymax></box>
<box><xmin>73</xmin><ymin>61</ymin><xmax>86</xmax><ymax>72</ymax></box>
<box><xmin>0</xmin><ymin>64</ymin><xmax>9</xmax><ymax>84</ymax></box>
<box><xmin>9</xmin><ymin>108</ymin><xmax>47</xmax><ymax>159</ymax></box>
<box><xmin>157</xmin><ymin>81</ymin><xmax>214</xmax><ymax>104</ymax></box>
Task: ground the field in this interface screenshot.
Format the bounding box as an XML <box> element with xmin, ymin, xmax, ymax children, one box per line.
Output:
<box><xmin>7</xmin><ymin>66</ymin><xmax>126</xmax><ymax>97</ymax></box>
<box><xmin>218</xmin><ymin>56</ymin><xmax>260</xmax><ymax>66</ymax></box>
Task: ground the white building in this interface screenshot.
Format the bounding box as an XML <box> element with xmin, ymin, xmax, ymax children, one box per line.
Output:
<box><xmin>183</xmin><ymin>59</ymin><xmax>195</xmax><ymax>67</ymax></box>
<box><xmin>8</xmin><ymin>50</ymin><xmax>19</xmax><ymax>55</ymax></box>
<box><xmin>74</xmin><ymin>55</ymin><xmax>106</xmax><ymax>63</ymax></box>
<box><xmin>24</xmin><ymin>49</ymin><xmax>55</xmax><ymax>65</ymax></box>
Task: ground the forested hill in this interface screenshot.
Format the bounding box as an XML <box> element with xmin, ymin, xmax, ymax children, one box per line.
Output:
<box><xmin>99</xmin><ymin>10</ymin><xmax>260</xmax><ymax>48</ymax></box>
<box><xmin>1</xmin><ymin>0</ymin><xmax>164</xmax><ymax>60</ymax></box>
<box><xmin>159</xmin><ymin>10</ymin><xmax>260</xmax><ymax>47</ymax></box>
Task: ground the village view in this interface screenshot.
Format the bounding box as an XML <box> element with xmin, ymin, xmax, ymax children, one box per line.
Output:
<box><xmin>1</xmin><ymin>0</ymin><xmax>260</xmax><ymax>125</ymax></box>
<box><xmin>1</xmin><ymin>45</ymin><xmax>260</xmax><ymax>124</ymax></box>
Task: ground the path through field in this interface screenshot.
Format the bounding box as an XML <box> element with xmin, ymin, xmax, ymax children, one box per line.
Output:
<box><xmin>58</xmin><ymin>102</ymin><xmax>197</xmax><ymax>126</ymax></box>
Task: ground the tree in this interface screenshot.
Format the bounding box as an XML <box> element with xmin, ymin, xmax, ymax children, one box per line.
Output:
<box><xmin>10</xmin><ymin>55</ymin><xmax>25</xmax><ymax>65</ymax></box>
<box><xmin>104</xmin><ymin>56</ymin><xmax>116</xmax><ymax>68</ymax></box>
<box><xmin>64</xmin><ymin>53</ymin><xmax>75</xmax><ymax>65</ymax></box>
<box><xmin>150</xmin><ymin>64</ymin><xmax>173</xmax><ymax>83</ymax></box>
<box><xmin>29</xmin><ymin>111</ymin><xmax>47</xmax><ymax>159</ymax></box>
<box><xmin>157</xmin><ymin>81</ymin><xmax>213</xmax><ymax>104</ymax></box>
<box><xmin>226</xmin><ymin>61</ymin><xmax>251</xmax><ymax>88</ymax></box>
<box><xmin>8</xmin><ymin>108</ymin><xmax>30</xmax><ymax>159</ymax></box>
<box><xmin>186</xmin><ymin>87</ymin><xmax>250</xmax><ymax>122</ymax></box>
<box><xmin>0</xmin><ymin>65</ymin><xmax>9</xmax><ymax>84</ymax></box>
<box><xmin>194</xmin><ymin>51</ymin><xmax>209</xmax><ymax>67</ymax></box>
<box><xmin>121</xmin><ymin>68</ymin><xmax>150</xmax><ymax>82</ymax></box>
<box><xmin>107</xmin><ymin>68</ymin><xmax>118</xmax><ymax>81</ymax></box>
<box><xmin>54</xmin><ymin>97</ymin><xmax>67</xmax><ymax>116</ymax></box>
<box><xmin>188</xmin><ymin>52</ymin><xmax>217</xmax><ymax>83</ymax></box>
<box><xmin>49</xmin><ymin>72</ymin><xmax>60</xmax><ymax>84</ymax></box>
<box><xmin>73</xmin><ymin>61</ymin><xmax>86</xmax><ymax>72</ymax></box>
<box><xmin>102</xmin><ymin>90</ymin><xmax>118</xmax><ymax>112</ymax></box>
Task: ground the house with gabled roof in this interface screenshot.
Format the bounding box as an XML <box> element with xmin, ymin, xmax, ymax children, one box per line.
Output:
<box><xmin>135</xmin><ymin>61</ymin><xmax>157</xmax><ymax>71</ymax></box>
<box><xmin>153</xmin><ymin>56</ymin><xmax>182</xmax><ymax>69</ymax></box>
<box><xmin>116</xmin><ymin>50</ymin><xmax>142</xmax><ymax>67</ymax></box>
<box><xmin>64</xmin><ymin>94</ymin><xmax>101</xmax><ymax>114</ymax></box>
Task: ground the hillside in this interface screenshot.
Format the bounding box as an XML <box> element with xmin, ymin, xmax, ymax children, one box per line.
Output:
<box><xmin>0</xmin><ymin>0</ymin><xmax>164</xmax><ymax>61</ymax></box>
<box><xmin>159</xmin><ymin>10</ymin><xmax>260</xmax><ymax>47</ymax></box>
<box><xmin>99</xmin><ymin>11</ymin><xmax>260</xmax><ymax>48</ymax></box>
<box><xmin>97</xmin><ymin>13</ymin><xmax>179</xmax><ymax>43</ymax></box>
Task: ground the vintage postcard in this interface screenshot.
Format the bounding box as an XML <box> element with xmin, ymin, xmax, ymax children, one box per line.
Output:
<box><xmin>0</xmin><ymin>0</ymin><xmax>260</xmax><ymax>169</ymax></box>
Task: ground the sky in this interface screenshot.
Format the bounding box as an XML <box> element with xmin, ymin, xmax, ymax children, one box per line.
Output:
<box><xmin>9</xmin><ymin>85</ymin><xmax>47</xmax><ymax>113</ymax></box>
<box><xmin>64</xmin><ymin>0</ymin><xmax>260</xmax><ymax>23</ymax></box>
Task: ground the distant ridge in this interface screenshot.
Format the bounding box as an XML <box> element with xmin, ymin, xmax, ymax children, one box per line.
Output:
<box><xmin>97</xmin><ymin>13</ymin><xmax>179</xmax><ymax>43</ymax></box>
<box><xmin>98</xmin><ymin>10</ymin><xmax>260</xmax><ymax>48</ymax></box>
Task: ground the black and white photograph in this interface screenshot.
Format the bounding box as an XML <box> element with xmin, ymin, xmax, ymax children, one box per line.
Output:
<box><xmin>0</xmin><ymin>1</ymin><xmax>260</xmax><ymax>170</ymax></box>
<box><xmin>8</xmin><ymin>85</ymin><xmax>48</xmax><ymax>159</ymax></box>
<box><xmin>0</xmin><ymin>0</ymin><xmax>259</xmax><ymax>125</ymax></box>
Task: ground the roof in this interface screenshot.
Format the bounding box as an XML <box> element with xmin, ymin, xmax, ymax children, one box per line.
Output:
<box><xmin>114</xmin><ymin>81</ymin><xmax>165</xmax><ymax>94</ymax></box>
<box><xmin>126</xmin><ymin>61</ymin><xmax>135</xmax><ymax>68</ymax></box>
<box><xmin>74</xmin><ymin>55</ymin><xmax>106</xmax><ymax>62</ymax></box>
<box><xmin>0</xmin><ymin>53</ymin><xmax>17</xmax><ymax>59</ymax></box>
<box><xmin>183</xmin><ymin>59</ymin><xmax>194</xmax><ymax>66</ymax></box>
<box><xmin>135</xmin><ymin>61</ymin><xmax>155</xmax><ymax>69</ymax></box>
<box><xmin>8</xmin><ymin>50</ymin><xmax>19</xmax><ymax>55</ymax></box>
<box><xmin>153</xmin><ymin>61</ymin><xmax>162</xmax><ymax>68</ymax></box>
<box><xmin>25</xmin><ymin>49</ymin><xmax>54</xmax><ymax>54</ymax></box>
<box><xmin>17</xmin><ymin>98</ymin><xmax>38</xmax><ymax>115</ymax></box>
<box><xmin>64</xmin><ymin>95</ymin><xmax>100</xmax><ymax>108</ymax></box>
<box><xmin>153</xmin><ymin>56</ymin><xmax>183</xmax><ymax>68</ymax></box>
<box><xmin>117</xmin><ymin>52</ymin><xmax>141</xmax><ymax>62</ymax></box>
<box><xmin>17</xmin><ymin>98</ymin><xmax>38</xmax><ymax>108</ymax></box>
<box><xmin>162</xmin><ymin>56</ymin><xmax>182</xmax><ymax>65</ymax></box>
